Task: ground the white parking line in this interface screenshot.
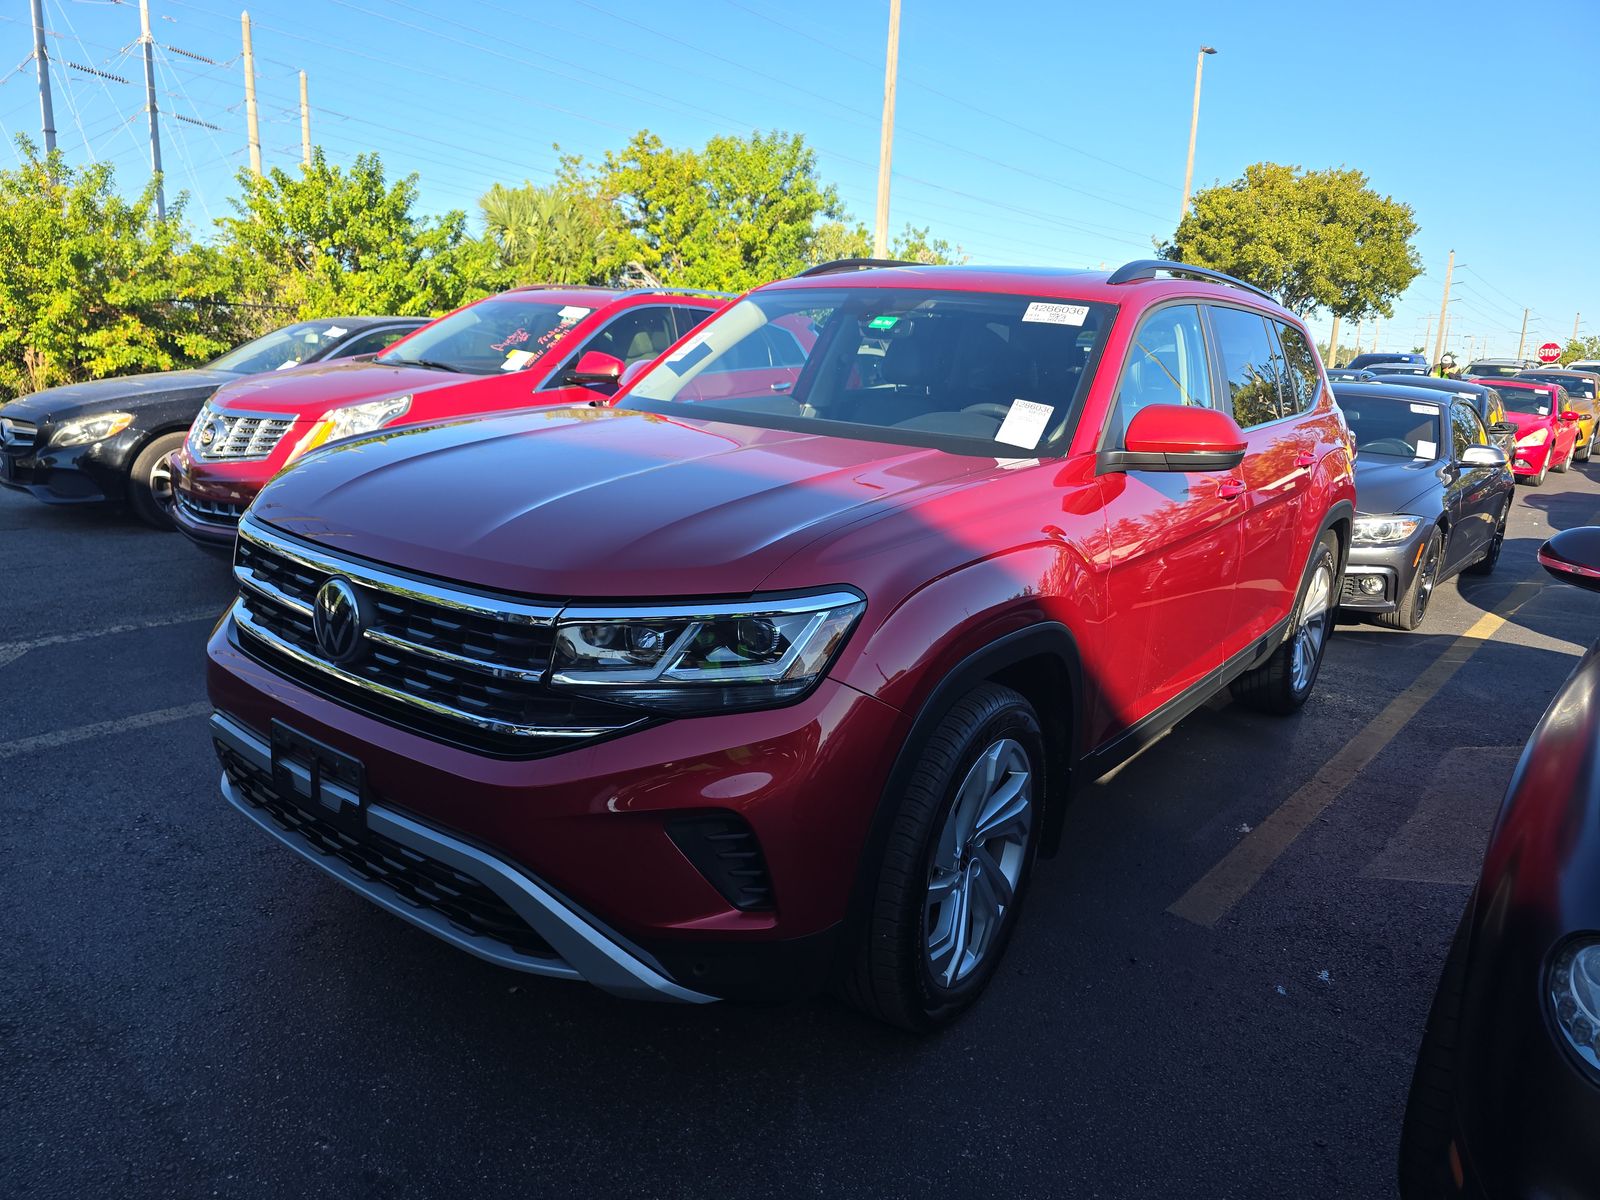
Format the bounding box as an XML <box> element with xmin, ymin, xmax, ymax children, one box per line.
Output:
<box><xmin>0</xmin><ymin>702</ymin><xmax>213</xmax><ymax>760</ymax></box>
<box><xmin>0</xmin><ymin>608</ymin><xmax>221</xmax><ymax>669</ymax></box>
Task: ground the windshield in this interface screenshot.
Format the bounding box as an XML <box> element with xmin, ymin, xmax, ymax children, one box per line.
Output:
<box><xmin>1498</xmin><ymin>385</ymin><xmax>1560</xmax><ymax>415</ymax></box>
<box><xmin>209</xmin><ymin>322</ymin><xmax>357</xmax><ymax>374</ymax></box>
<box><xmin>1340</xmin><ymin>397</ymin><xmax>1443</xmax><ymax>460</ymax></box>
<box><xmin>376</xmin><ymin>297</ymin><xmax>592</xmax><ymax>375</ymax></box>
<box><xmin>624</xmin><ymin>288</ymin><xmax>1113</xmax><ymax>455</ymax></box>
<box><xmin>1520</xmin><ymin>372</ymin><xmax>1596</xmax><ymax>400</ymax></box>
<box><xmin>1465</xmin><ymin>362</ymin><xmax>1525</xmax><ymax>378</ymax></box>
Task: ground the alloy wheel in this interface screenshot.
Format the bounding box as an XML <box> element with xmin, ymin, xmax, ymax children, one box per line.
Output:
<box><xmin>1413</xmin><ymin>536</ymin><xmax>1442</xmax><ymax>622</ymax></box>
<box><xmin>1290</xmin><ymin>560</ymin><xmax>1334</xmax><ymax>694</ymax></box>
<box><xmin>924</xmin><ymin>737</ymin><xmax>1033</xmax><ymax>988</ymax></box>
<box><xmin>148</xmin><ymin>452</ymin><xmax>175</xmax><ymax>505</ymax></box>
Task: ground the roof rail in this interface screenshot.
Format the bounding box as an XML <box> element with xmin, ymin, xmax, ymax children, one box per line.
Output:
<box><xmin>1106</xmin><ymin>259</ymin><xmax>1273</xmax><ymax>302</ymax></box>
<box><xmin>614</xmin><ymin>286</ymin><xmax>737</xmax><ymax>300</ymax></box>
<box><xmin>795</xmin><ymin>257</ymin><xmax>923</xmax><ymax>278</ymax></box>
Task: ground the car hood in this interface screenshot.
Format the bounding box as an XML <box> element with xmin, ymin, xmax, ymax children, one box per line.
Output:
<box><xmin>252</xmin><ymin>407</ymin><xmax>994</xmax><ymax>597</ymax></box>
<box><xmin>0</xmin><ymin>368</ymin><xmax>238</xmax><ymax>425</ymax></box>
<box><xmin>1502</xmin><ymin>410</ymin><xmax>1555</xmax><ymax>434</ymax></box>
<box><xmin>1353</xmin><ymin>455</ymin><xmax>1440</xmax><ymax>516</ymax></box>
<box><xmin>208</xmin><ymin>359</ymin><xmax>468</xmax><ymax>416</ymax></box>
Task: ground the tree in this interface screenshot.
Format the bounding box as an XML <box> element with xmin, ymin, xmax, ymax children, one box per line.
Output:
<box><xmin>1161</xmin><ymin>163</ymin><xmax>1422</xmax><ymax>325</ymax></box>
<box><xmin>805</xmin><ymin>221</ymin><xmax>966</xmax><ymax>266</ymax></box>
<box><xmin>0</xmin><ymin>139</ymin><xmax>239</xmax><ymax>401</ymax></box>
<box><xmin>600</xmin><ymin>130</ymin><xmax>846</xmax><ymax>290</ymax></box>
<box><xmin>480</xmin><ymin>153</ymin><xmax>619</xmax><ymax>286</ymax></box>
<box><xmin>1561</xmin><ymin>335</ymin><xmax>1600</xmax><ymax>366</ymax></box>
<box><xmin>217</xmin><ymin>148</ymin><xmax>498</xmax><ymax>326</ymax></box>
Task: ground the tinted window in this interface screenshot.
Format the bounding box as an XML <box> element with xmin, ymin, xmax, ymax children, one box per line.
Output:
<box><xmin>332</xmin><ymin>326</ymin><xmax>414</xmax><ymax>359</ymax></box>
<box><xmin>1464</xmin><ymin>361</ymin><xmax>1526</xmax><ymax>379</ymax></box>
<box><xmin>1106</xmin><ymin>305</ymin><xmax>1213</xmax><ymax>443</ymax></box>
<box><xmin>579</xmin><ymin>306</ymin><xmax>677</xmax><ymax>366</ymax></box>
<box><xmin>1498</xmin><ymin>385</ymin><xmax>1558</xmax><ymax>415</ymax></box>
<box><xmin>1486</xmin><ymin>392</ymin><xmax>1506</xmax><ymax>427</ymax></box>
<box><xmin>1449</xmin><ymin>403</ymin><xmax>1485</xmax><ymax>458</ymax></box>
<box><xmin>1339</xmin><ymin>395</ymin><xmax>1442</xmax><ymax>460</ymax></box>
<box><xmin>377</xmin><ymin>298</ymin><xmax>592</xmax><ymax>375</ymax></box>
<box><xmin>1209</xmin><ymin>306</ymin><xmax>1284</xmax><ymax>428</ymax></box>
<box><xmin>210</xmin><ymin>321</ymin><xmax>364</xmax><ymax>374</ymax></box>
<box><xmin>1519</xmin><ymin>372</ymin><xmax>1597</xmax><ymax>401</ymax></box>
<box><xmin>666</xmin><ymin>305</ymin><xmax>718</xmax><ymax>344</ymax></box>
<box><xmin>1275</xmin><ymin>323</ymin><xmax>1321</xmax><ymax>414</ymax></box>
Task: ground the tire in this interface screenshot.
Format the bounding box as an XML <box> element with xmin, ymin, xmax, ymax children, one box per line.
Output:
<box><xmin>1397</xmin><ymin>904</ymin><xmax>1472</xmax><ymax>1198</ymax></box>
<box><xmin>127</xmin><ymin>432</ymin><xmax>186</xmax><ymax>529</ymax></box>
<box><xmin>1463</xmin><ymin>500</ymin><xmax>1509</xmax><ymax>576</ymax></box>
<box><xmin>1554</xmin><ymin>438</ymin><xmax>1572</xmax><ymax>473</ymax></box>
<box><xmin>1525</xmin><ymin>458</ymin><xmax>1547</xmax><ymax>487</ymax></box>
<box><xmin>1379</xmin><ymin>527</ymin><xmax>1444</xmax><ymax>632</ymax></box>
<box><xmin>1581</xmin><ymin>429</ymin><xmax>1595</xmax><ymax>462</ymax></box>
<box><xmin>1230</xmin><ymin>531</ymin><xmax>1338</xmax><ymax>714</ymax></box>
<box><xmin>842</xmin><ymin>683</ymin><xmax>1045</xmax><ymax>1032</ymax></box>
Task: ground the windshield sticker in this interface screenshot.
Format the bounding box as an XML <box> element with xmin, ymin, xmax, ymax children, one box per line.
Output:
<box><xmin>1538</xmin><ymin>406</ymin><xmax>1550</xmax><ymax>416</ymax></box>
<box><xmin>995</xmin><ymin>398</ymin><xmax>1054</xmax><ymax>449</ymax></box>
<box><xmin>558</xmin><ymin>306</ymin><xmax>592</xmax><ymax>322</ymax></box>
<box><xmin>1409</xmin><ymin>403</ymin><xmax>1435</xmax><ymax>414</ymax></box>
<box><xmin>1022</xmin><ymin>302</ymin><xmax>1089</xmax><ymax>326</ymax></box>
<box><xmin>490</xmin><ymin>327</ymin><xmax>530</xmax><ymax>353</ymax></box>
<box><xmin>501</xmin><ymin>349</ymin><xmax>535</xmax><ymax>372</ymax></box>
<box><xmin>275</xmin><ymin>359</ymin><xmax>301</xmax><ymax>370</ymax></box>
<box><xmin>664</xmin><ymin>342</ymin><xmax>713</xmax><ymax>375</ymax></box>
<box><xmin>867</xmin><ymin>314</ymin><xmax>900</xmax><ymax>331</ymax></box>
<box><xmin>324</xmin><ymin>324</ymin><xmax>348</xmax><ymax>339</ymax></box>
<box><xmin>1415</xmin><ymin>440</ymin><xmax>1436</xmax><ymax>459</ymax></box>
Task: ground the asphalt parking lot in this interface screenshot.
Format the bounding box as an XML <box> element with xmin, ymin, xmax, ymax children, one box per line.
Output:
<box><xmin>6</xmin><ymin>465</ymin><xmax>1600</xmax><ymax>1200</ymax></box>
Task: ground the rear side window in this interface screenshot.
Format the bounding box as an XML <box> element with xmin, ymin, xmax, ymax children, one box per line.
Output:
<box><xmin>333</xmin><ymin>326</ymin><xmax>413</xmax><ymax>358</ymax></box>
<box><xmin>1107</xmin><ymin>304</ymin><xmax>1213</xmax><ymax>443</ymax></box>
<box><xmin>666</xmin><ymin>305</ymin><xmax>718</xmax><ymax>344</ymax></box>
<box><xmin>1209</xmin><ymin>306</ymin><xmax>1285</xmax><ymax>428</ymax></box>
<box><xmin>1275</xmin><ymin>323</ymin><xmax>1321</xmax><ymax>414</ymax></box>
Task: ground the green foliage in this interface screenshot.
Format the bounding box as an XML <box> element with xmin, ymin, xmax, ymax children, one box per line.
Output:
<box><xmin>480</xmin><ymin>171</ymin><xmax>617</xmax><ymax>286</ymax></box>
<box><xmin>1560</xmin><ymin>335</ymin><xmax>1600</xmax><ymax>366</ymax></box>
<box><xmin>217</xmin><ymin>149</ymin><xmax>498</xmax><ymax>326</ymax></box>
<box><xmin>805</xmin><ymin>221</ymin><xmax>966</xmax><ymax>266</ymax></box>
<box><xmin>0</xmin><ymin>140</ymin><xmax>239</xmax><ymax>401</ymax></box>
<box><xmin>1162</xmin><ymin>163</ymin><xmax>1422</xmax><ymax>321</ymax></box>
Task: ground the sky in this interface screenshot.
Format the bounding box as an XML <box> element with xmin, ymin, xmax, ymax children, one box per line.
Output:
<box><xmin>3</xmin><ymin>0</ymin><xmax>1597</xmax><ymax>360</ymax></box>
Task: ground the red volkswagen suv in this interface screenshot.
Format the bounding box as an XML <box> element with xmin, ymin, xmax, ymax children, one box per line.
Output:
<box><xmin>205</xmin><ymin>259</ymin><xmax>1355</xmax><ymax>1029</ymax></box>
<box><xmin>170</xmin><ymin>286</ymin><xmax>727</xmax><ymax>547</ymax></box>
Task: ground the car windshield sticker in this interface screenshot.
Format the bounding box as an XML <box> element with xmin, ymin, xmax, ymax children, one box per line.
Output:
<box><xmin>558</xmin><ymin>306</ymin><xmax>592</xmax><ymax>322</ymax></box>
<box><xmin>490</xmin><ymin>328</ymin><xmax>530</xmax><ymax>353</ymax></box>
<box><xmin>867</xmin><ymin>314</ymin><xmax>899</xmax><ymax>331</ymax></box>
<box><xmin>1415</xmin><ymin>440</ymin><xmax>1436</xmax><ymax>459</ymax></box>
<box><xmin>501</xmin><ymin>349</ymin><xmax>535</xmax><ymax>372</ymax></box>
<box><xmin>275</xmin><ymin>359</ymin><xmax>303</xmax><ymax>370</ymax></box>
<box><xmin>995</xmin><ymin>398</ymin><xmax>1054</xmax><ymax>448</ymax></box>
<box><xmin>324</xmin><ymin>325</ymin><xmax>348</xmax><ymax>339</ymax></box>
<box><xmin>1409</xmin><ymin>403</ymin><xmax>1435</xmax><ymax>414</ymax></box>
<box><xmin>1538</xmin><ymin>406</ymin><xmax>1550</xmax><ymax>416</ymax></box>
<box><xmin>1022</xmin><ymin>302</ymin><xmax>1089</xmax><ymax>326</ymax></box>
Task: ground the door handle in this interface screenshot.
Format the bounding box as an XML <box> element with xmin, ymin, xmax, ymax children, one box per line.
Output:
<box><xmin>1294</xmin><ymin>451</ymin><xmax>1316</xmax><ymax>469</ymax></box>
<box><xmin>771</xmin><ymin>381</ymin><xmax>794</xmax><ymax>392</ymax></box>
<box><xmin>1217</xmin><ymin>478</ymin><xmax>1246</xmax><ymax>500</ymax></box>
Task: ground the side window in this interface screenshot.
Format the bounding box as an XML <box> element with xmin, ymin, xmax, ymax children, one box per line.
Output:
<box><xmin>575</xmin><ymin>306</ymin><xmax>678</xmax><ymax>368</ymax></box>
<box><xmin>1107</xmin><ymin>304</ymin><xmax>1212</xmax><ymax>443</ymax></box>
<box><xmin>1209</xmin><ymin>306</ymin><xmax>1285</xmax><ymax>429</ymax></box>
<box><xmin>666</xmin><ymin>305</ymin><xmax>716</xmax><ymax>343</ymax></box>
<box><xmin>1449</xmin><ymin>403</ymin><xmax>1482</xmax><ymax>458</ymax></box>
<box><xmin>1485</xmin><ymin>390</ymin><xmax>1505</xmax><ymax>428</ymax></box>
<box><xmin>1275</xmin><ymin>322</ymin><xmax>1321</xmax><ymax>414</ymax></box>
<box><xmin>333</xmin><ymin>326</ymin><xmax>413</xmax><ymax>359</ymax></box>
<box><xmin>763</xmin><ymin>325</ymin><xmax>807</xmax><ymax>367</ymax></box>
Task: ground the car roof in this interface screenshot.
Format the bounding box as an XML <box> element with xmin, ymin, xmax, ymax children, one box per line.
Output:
<box><xmin>1332</xmin><ymin>381</ymin><xmax>1448</xmax><ymax>406</ymax></box>
<box><xmin>498</xmin><ymin>285</ymin><xmax>727</xmax><ymax>308</ymax></box>
<box><xmin>1518</xmin><ymin>367</ymin><xmax>1593</xmax><ymax>378</ymax></box>
<box><xmin>1372</xmin><ymin>374</ymin><xmax>1492</xmax><ymax>395</ymax></box>
<box><xmin>1490</xmin><ymin>376</ymin><xmax>1560</xmax><ymax>391</ymax></box>
<box><xmin>760</xmin><ymin>263</ymin><xmax>1301</xmax><ymax>319</ymax></box>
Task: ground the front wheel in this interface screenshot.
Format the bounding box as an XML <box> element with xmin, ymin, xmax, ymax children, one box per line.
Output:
<box><xmin>1230</xmin><ymin>531</ymin><xmax>1338</xmax><ymax>714</ymax></box>
<box><xmin>1554</xmin><ymin>438</ymin><xmax>1572</xmax><ymax>473</ymax></box>
<box><xmin>127</xmin><ymin>432</ymin><xmax>186</xmax><ymax>529</ymax></box>
<box><xmin>1379</xmin><ymin>527</ymin><xmax>1443</xmax><ymax>631</ymax></box>
<box><xmin>842</xmin><ymin>683</ymin><xmax>1044</xmax><ymax>1032</ymax></box>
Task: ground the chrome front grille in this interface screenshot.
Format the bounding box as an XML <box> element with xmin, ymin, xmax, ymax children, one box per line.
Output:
<box><xmin>0</xmin><ymin>417</ymin><xmax>37</xmax><ymax>451</ymax></box>
<box><xmin>194</xmin><ymin>410</ymin><xmax>295</xmax><ymax>461</ymax></box>
<box><xmin>176</xmin><ymin>491</ymin><xmax>246</xmax><ymax>525</ymax></box>
<box><xmin>230</xmin><ymin>516</ymin><xmax>642</xmax><ymax>753</ymax></box>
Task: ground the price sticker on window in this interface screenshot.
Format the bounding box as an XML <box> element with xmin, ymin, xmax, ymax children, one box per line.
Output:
<box><xmin>1022</xmin><ymin>302</ymin><xmax>1089</xmax><ymax>326</ymax></box>
<box><xmin>995</xmin><ymin>399</ymin><xmax>1054</xmax><ymax>449</ymax></box>
<box><xmin>501</xmin><ymin>349</ymin><xmax>534</xmax><ymax>372</ymax></box>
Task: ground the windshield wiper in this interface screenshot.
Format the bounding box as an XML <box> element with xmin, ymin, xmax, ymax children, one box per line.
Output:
<box><xmin>382</xmin><ymin>357</ymin><xmax>460</xmax><ymax>372</ymax></box>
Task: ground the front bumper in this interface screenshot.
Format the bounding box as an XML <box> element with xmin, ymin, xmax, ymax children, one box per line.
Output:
<box><xmin>207</xmin><ymin>615</ymin><xmax>903</xmax><ymax>1001</ymax></box>
<box><xmin>0</xmin><ymin>435</ymin><xmax>138</xmax><ymax>505</ymax></box>
<box><xmin>1511</xmin><ymin>437</ymin><xmax>1555</xmax><ymax>478</ymax></box>
<box><xmin>170</xmin><ymin>447</ymin><xmax>267</xmax><ymax>549</ymax></box>
<box><xmin>1339</xmin><ymin>527</ymin><xmax>1430</xmax><ymax>613</ymax></box>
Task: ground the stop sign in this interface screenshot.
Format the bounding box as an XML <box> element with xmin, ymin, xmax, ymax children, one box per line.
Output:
<box><xmin>1538</xmin><ymin>341</ymin><xmax>1562</xmax><ymax>363</ymax></box>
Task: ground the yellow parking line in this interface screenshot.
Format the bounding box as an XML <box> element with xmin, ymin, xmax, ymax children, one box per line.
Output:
<box><xmin>1167</xmin><ymin>580</ymin><xmax>1544</xmax><ymax>928</ymax></box>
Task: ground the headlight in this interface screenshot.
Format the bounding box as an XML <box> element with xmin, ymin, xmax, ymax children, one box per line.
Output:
<box><xmin>1550</xmin><ymin>939</ymin><xmax>1600</xmax><ymax>1075</ymax></box>
<box><xmin>49</xmin><ymin>411</ymin><xmax>134</xmax><ymax>448</ymax></box>
<box><xmin>549</xmin><ymin>591</ymin><xmax>866</xmax><ymax>714</ymax></box>
<box><xmin>1517</xmin><ymin>427</ymin><xmax>1549</xmax><ymax>448</ymax></box>
<box><xmin>1352</xmin><ymin>515</ymin><xmax>1424</xmax><ymax>546</ymax></box>
<box><xmin>285</xmin><ymin>394</ymin><xmax>411</xmax><ymax>465</ymax></box>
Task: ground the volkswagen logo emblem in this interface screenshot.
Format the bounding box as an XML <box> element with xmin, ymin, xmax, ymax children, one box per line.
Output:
<box><xmin>313</xmin><ymin>577</ymin><xmax>366</xmax><ymax>663</ymax></box>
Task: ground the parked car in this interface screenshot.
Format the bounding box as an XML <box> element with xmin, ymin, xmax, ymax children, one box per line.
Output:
<box><xmin>202</xmin><ymin>257</ymin><xmax>1356</xmax><ymax>1028</ymax></box>
<box><xmin>1333</xmin><ymin>384</ymin><xmax>1512</xmax><ymax>630</ymax></box>
<box><xmin>1515</xmin><ymin>367</ymin><xmax>1600</xmax><ymax>460</ymax></box>
<box><xmin>1489</xmin><ymin>378</ymin><xmax>1582</xmax><ymax>485</ymax></box>
<box><xmin>1372</xmin><ymin>375</ymin><xmax>1518</xmax><ymax>462</ymax></box>
<box><xmin>0</xmin><ymin>318</ymin><xmax>424</xmax><ymax>527</ymax></box>
<box><xmin>1568</xmin><ymin>358</ymin><xmax>1600</xmax><ymax>376</ymax></box>
<box><xmin>1348</xmin><ymin>352</ymin><xmax>1429</xmax><ymax>372</ymax></box>
<box><xmin>1381</xmin><ymin>362</ymin><xmax>1432</xmax><ymax>376</ymax></box>
<box><xmin>1329</xmin><ymin>368</ymin><xmax>1377</xmax><ymax>383</ymax></box>
<box><xmin>1398</xmin><ymin>524</ymin><xmax>1600</xmax><ymax>1198</ymax></box>
<box><xmin>169</xmin><ymin>287</ymin><xmax>728</xmax><ymax>549</ymax></box>
<box><xmin>1464</xmin><ymin>357</ymin><xmax>1542</xmax><ymax>380</ymax></box>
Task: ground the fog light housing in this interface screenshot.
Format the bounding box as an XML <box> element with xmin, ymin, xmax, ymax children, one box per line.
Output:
<box><xmin>1549</xmin><ymin>938</ymin><xmax>1600</xmax><ymax>1075</ymax></box>
<box><xmin>1360</xmin><ymin>576</ymin><xmax>1384</xmax><ymax>595</ymax></box>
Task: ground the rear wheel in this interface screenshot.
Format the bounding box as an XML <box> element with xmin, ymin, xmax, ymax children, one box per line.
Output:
<box><xmin>1397</xmin><ymin>904</ymin><xmax>1472</xmax><ymax>1198</ymax></box>
<box><xmin>1379</xmin><ymin>527</ymin><xmax>1443</xmax><ymax>631</ymax></box>
<box><xmin>842</xmin><ymin>683</ymin><xmax>1043</xmax><ymax>1032</ymax></box>
<box><xmin>1230</xmin><ymin>531</ymin><xmax>1338</xmax><ymax>714</ymax></box>
<box><xmin>1463</xmin><ymin>500</ymin><xmax>1509</xmax><ymax>576</ymax></box>
<box><xmin>127</xmin><ymin>432</ymin><xmax>186</xmax><ymax>529</ymax></box>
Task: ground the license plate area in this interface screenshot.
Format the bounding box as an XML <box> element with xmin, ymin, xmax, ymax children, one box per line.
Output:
<box><xmin>271</xmin><ymin>720</ymin><xmax>367</xmax><ymax>832</ymax></box>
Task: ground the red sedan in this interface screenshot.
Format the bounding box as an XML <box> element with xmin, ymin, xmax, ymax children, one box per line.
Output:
<box><xmin>1485</xmin><ymin>378</ymin><xmax>1580</xmax><ymax>486</ymax></box>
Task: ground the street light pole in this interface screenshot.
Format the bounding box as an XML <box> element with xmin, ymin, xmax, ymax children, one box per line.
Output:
<box><xmin>872</xmin><ymin>0</ymin><xmax>902</xmax><ymax>258</ymax></box>
<box><xmin>1179</xmin><ymin>45</ymin><xmax>1217</xmax><ymax>223</ymax></box>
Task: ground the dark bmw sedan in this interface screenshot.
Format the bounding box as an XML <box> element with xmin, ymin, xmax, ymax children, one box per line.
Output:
<box><xmin>0</xmin><ymin>317</ymin><xmax>424</xmax><ymax>526</ymax></box>
<box><xmin>1335</xmin><ymin>383</ymin><xmax>1513</xmax><ymax>630</ymax></box>
<box><xmin>1399</xmin><ymin>526</ymin><xmax>1600</xmax><ymax>1198</ymax></box>
<box><xmin>1373</xmin><ymin>375</ymin><xmax>1518</xmax><ymax>462</ymax></box>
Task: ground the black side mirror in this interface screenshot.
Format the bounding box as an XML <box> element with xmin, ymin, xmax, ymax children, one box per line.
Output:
<box><xmin>1539</xmin><ymin>527</ymin><xmax>1600</xmax><ymax>594</ymax></box>
<box><xmin>1491</xmin><ymin>422</ymin><xmax>1517</xmax><ymax>434</ymax></box>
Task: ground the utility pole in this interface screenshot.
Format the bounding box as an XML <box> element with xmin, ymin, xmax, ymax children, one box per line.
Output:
<box><xmin>30</xmin><ymin>0</ymin><xmax>55</xmax><ymax>154</ymax></box>
<box><xmin>872</xmin><ymin>0</ymin><xmax>901</xmax><ymax>258</ymax></box>
<box><xmin>1180</xmin><ymin>45</ymin><xmax>1218</xmax><ymax>221</ymax></box>
<box><xmin>299</xmin><ymin>70</ymin><xmax>311</xmax><ymax>167</ymax></box>
<box><xmin>242</xmin><ymin>11</ymin><xmax>261</xmax><ymax>175</ymax></box>
<box><xmin>138</xmin><ymin>0</ymin><xmax>165</xmax><ymax>219</ymax></box>
<box><xmin>1574</xmin><ymin>312</ymin><xmax>1582</xmax><ymax>343</ymax></box>
<box><xmin>1517</xmin><ymin>307</ymin><xmax>1529</xmax><ymax>359</ymax></box>
<box><xmin>1432</xmin><ymin>249</ymin><xmax>1454</xmax><ymax>369</ymax></box>
<box><xmin>1421</xmin><ymin>317</ymin><xmax>1433</xmax><ymax>356</ymax></box>
<box><xmin>1371</xmin><ymin>316</ymin><xmax>1380</xmax><ymax>353</ymax></box>
<box><xmin>1327</xmin><ymin>314</ymin><xmax>1341</xmax><ymax>369</ymax></box>
<box><xmin>1353</xmin><ymin>317</ymin><xmax>1363</xmax><ymax>356</ymax></box>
